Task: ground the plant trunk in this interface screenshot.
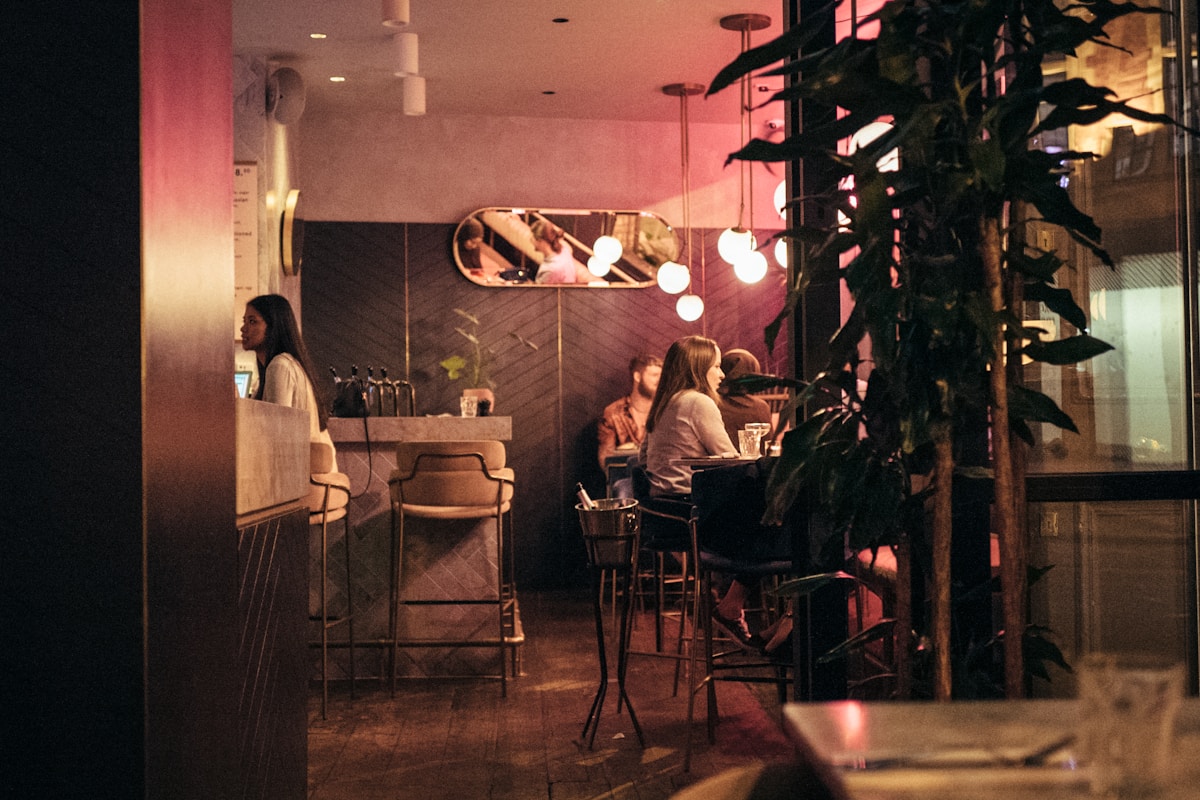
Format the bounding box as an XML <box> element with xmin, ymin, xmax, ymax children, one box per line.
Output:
<box><xmin>894</xmin><ymin>540</ymin><xmax>913</xmax><ymax>699</ymax></box>
<box><xmin>981</xmin><ymin>216</ymin><xmax>1025</xmax><ymax>697</ymax></box>
<box><xmin>931</xmin><ymin>434</ymin><xmax>954</xmax><ymax>700</ymax></box>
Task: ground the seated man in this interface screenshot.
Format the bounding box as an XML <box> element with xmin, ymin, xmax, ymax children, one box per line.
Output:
<box><xmin>597</xmin><ymin>352</ymin><xmax>662</xmax><ymax>496</ymax></box>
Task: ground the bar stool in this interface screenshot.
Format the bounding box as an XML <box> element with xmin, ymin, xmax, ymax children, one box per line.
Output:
<box><xmin>387</xmin><ymin>440</ymin><xmax>515</xmax><ymax>696</ymax></box>
<box><xmin>308</xmin><ymin>441</ymin><xmax>355</xmax><ymax>720</ymax></box>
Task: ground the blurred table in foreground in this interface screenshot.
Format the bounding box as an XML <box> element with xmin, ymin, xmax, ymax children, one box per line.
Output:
<box><xmin>783</xmin><ymin>699</ymin><xmax>1200</xmax><ymax>799</ymax></box>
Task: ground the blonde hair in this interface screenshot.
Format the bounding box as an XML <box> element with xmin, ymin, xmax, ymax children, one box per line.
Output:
<box><xmin>646</xmin><ymin>336</ymin><xmax>721</xmax><ymax>433</ymax></box>
<box><xmin>530</xmin><ymin>219</ymin><xmax>564</xmax><ymax>252</ymax></box>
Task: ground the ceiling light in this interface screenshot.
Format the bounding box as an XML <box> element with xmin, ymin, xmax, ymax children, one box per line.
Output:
<box><xmin>592</xmin><ymin>235</ymin><xmax>622</xmax><ymax>264</ymax></box>
<box><xmin>382</xmin><ymin>0</ymin><xmax>410</xmax><ymax>27</ymax></box>
<box><xmin>663</xmin><ymin>82</ymin><xmax>706</xmax><ymax>320</ymax></box>
<box><xmin>309</xmin><ymin>33</ymin><xmax>327</xmax><ymax>39</ymax></box>
<box><xmin>392</xmin><ymin>32</ymin><xmax>418</xmax><ymax>77</ymax></box>
<box><xmin>676</xmin><ymin>294</ymin><xmax>704</xmax><ymax>322</ymax></box>
<box><xmin>774</xmin><ymin>237</ymin><xmax>788</xmax><ymax>268</ymax></box>
<box><xmin>329</xmin><ymin>76</ymin><xmax>346</xmax><ymax>83</ymax></box>
<box><xmin>656</xmin><ymin>261</ymin><xmax>690</xmax><ymax>294</ymax></box>
<box><xmin>587</xmin><ymin>256</ymin><xmax>612</xmax><ymax>278</ymax></box>
<box><xmin>733</xmin><ymin>250</ymin><xmax>768</xmax><ymax>283</ymax></box>
<box><xmin>719</xmin><ymin>13</ymin><xmax>772</xmax><ymax>280</ymax></box>
<box><xmin>403</xmin><ymin>75</ymin><xmax>425</xmax><ymax>116</ymax></box>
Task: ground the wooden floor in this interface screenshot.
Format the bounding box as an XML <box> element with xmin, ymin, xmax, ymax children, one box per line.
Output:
<box><xmin>307</xmin><ymin>589</ymin><xmax>798</xmax><ymax>799</ymax></box>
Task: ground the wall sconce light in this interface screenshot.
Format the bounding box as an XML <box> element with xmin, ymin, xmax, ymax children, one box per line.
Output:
<box><xmin>403</xmin><ymin>75</ymin><xmax>426</xmax><ymax>116</ymax></box>
<box><xmin>392</xmin><ymin>32</ymin><xmax>418</xmax><ymax>77</ymax></box>
<box><xmin>382</xmin><ymin>0</ymin><xmax>410</xmax><ymax>27</ymax></box>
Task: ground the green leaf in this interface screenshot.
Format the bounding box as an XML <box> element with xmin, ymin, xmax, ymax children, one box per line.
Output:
<box><xmin>818</xmin><ymin>619</ymin><xmax>898</xmax><ymax>664</ymax></box>
<box><xmin>768</xmin><ymin>570</ymin><xmax>856</xmax><ymax>599</ymax></box>
<box><xmin>439</xmin><ymin>355</ymin><xmax>466</xmax><ymax>380</ymax></box>
<box><xmin>1023</xmin><ymin>282</ymin><xmax>1088</xmax><ymax>331</ymax></box>
<box><xmin>1008</xmin><ymin>385</ymin><xmax>1079</xmax><ymax>434</ymax></box>
<box><xmin>1022</xmin><ymin>335</ymin><xmax>1114</xmax><ymax>365</ymax></box>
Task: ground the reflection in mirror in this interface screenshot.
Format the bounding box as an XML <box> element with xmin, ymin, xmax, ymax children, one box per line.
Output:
<box><xmin>453</xmin><ymin>207</ymin><xmax>679</xmax><ymax>287</ymax></box>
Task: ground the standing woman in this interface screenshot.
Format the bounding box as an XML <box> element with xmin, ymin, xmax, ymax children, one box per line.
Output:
<box><xmin>241</xmin><ymin>293</ymin><xmax>337</xmax><ymax>469</ymax></box>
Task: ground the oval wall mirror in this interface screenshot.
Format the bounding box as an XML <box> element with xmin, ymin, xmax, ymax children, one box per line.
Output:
<box><xmin>453</xmin><ymin>207</ymin><xmax>679</xmax><ymax>288</ymax></box>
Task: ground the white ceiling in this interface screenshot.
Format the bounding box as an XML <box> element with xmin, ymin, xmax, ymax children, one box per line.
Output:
<box><xmin>233</xmin><ymin>0</ymin><xmax>785</xmax><ymax>125</ymax></box>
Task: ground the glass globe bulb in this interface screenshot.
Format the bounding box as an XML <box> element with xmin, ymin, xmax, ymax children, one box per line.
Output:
<box><xmin>774</xmin><ymin>237</ymin><xmax>788</xmax><ymax>268</ymax></box>
<box><xmin>676</xmin><ymin>293</ymin><xmax>704</xmax><ymax>322</ymax></box>
<box><xmin>774</xmin><ymin>180</ymin><xmax>787</xmax><ymax>220</ymax></box>
<box><xmin>656</xmin><ymin>261</ymin><xmax>690</xmax><ymax>294</ymax></box>
<box><xmin>592</xmin><ymin>235</ymin><xmax>623</xmax><ymax>264</ymax></box>
<box><xmin>587</xmin><ymin>256</ymin><xmax>611</xmax><ymax>277</ymax></box>
<box><xmin>717</xmin><ymin>227</ymin><xmax>757</xmax><ymax>265</ymax></box>
<box><xmin>733</xmin><ymin>250</ymin><xmax>769</xmax><ymax>284</ymax></box>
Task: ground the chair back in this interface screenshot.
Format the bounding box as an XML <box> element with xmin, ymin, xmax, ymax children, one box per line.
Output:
<box><xmin>392</xmin><ymin>440</ymin><xmax>513</xmax><ymax>509</ymax></box>
<box><xmin>630</xmin><ymin>465</ymin><xmax>693</xmax><ymax>552</ymax></box>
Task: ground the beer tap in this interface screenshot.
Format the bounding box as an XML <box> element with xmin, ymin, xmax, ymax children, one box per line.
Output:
<box><xmin>380</xmin><ymin>367</ymin><xmax>398</xmax><ymax>416</ymax></box>
<box><xmin>366</xmin><ymin>365</ymin><xmax>382</xmax><ymax>416</ymax></box>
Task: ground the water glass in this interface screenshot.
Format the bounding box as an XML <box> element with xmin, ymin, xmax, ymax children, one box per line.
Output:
<box><xmin>459</xmin><ymin>395</ymin><xmax>479</xmax><ymax>417</ymax></box>
<box><xmin>1077</xmin><ymin>652</ymin><xmax>1184</xmax><ymax>797</ymax></box>
<box><xmin>737</xmin><ymin>429</ymin><xmax>758</xmax><ymax>458</ymax></box>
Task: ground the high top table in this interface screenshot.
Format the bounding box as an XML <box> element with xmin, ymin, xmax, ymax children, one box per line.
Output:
<box><xmin>783</xmin><ymin>698</ymin><xmax>1200</xmax><ymax>799</ymax></box>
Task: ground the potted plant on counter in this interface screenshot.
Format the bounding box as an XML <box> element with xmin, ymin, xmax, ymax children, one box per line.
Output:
<box><xmin>439</xmin><ymin>307</ymin><xmax>539</xmax><ymax>411</ymax></box>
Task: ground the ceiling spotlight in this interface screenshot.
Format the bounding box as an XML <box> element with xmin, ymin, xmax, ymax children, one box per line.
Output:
<box><xmin>382</xmin><ymin>0</ymin><xmax>410</xmax><ymax>27</ymax></box>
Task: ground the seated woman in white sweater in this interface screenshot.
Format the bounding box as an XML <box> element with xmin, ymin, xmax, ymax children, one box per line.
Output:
<box><xmin>643</xmin><ymin>335</ymin><xmax>773</xmax><ymax>648</ymax></box>
<box><xmin>241</xmin><ymin>293</ymin><xmax>337</xmax><ymax>470</ymax></box>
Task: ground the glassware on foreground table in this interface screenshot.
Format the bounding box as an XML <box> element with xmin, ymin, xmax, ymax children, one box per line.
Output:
<box><xmin>744</xmin><ymin>422</ymin><xmax>771</xmax><ymax>456</ymax></box>
<box><xmin>737</xmin><ymin>429</ymin><xmax>759</xmax><ymax>458</ymax></box>
<box><xmin>1077</xmin><ymin>652</ymin><xmax>1184</xmax><ymax>797</ymax></box>
<box><xmin>459</xmin><ymin>395</ymin><xmax>479</xmax><ymax>417</ymax></box>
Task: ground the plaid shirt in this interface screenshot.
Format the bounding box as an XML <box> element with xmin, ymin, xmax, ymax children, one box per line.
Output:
<box><xmin>597</xmin><ymin>395</ymin><xmax>645</xmax><ymax>468</ymax></box>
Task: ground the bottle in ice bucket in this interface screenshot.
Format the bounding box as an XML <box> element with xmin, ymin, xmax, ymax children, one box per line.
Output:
<box><xmin>576</xmin><ymin>482</ymin><xmax>596</xmax><ymax>509</ymax></box>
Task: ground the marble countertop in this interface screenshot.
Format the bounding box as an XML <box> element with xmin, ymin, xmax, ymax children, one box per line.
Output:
<box><xmin>327</xmin><ymin>415</ymin><xmax>512</xmax><ymax>443</ymax></box>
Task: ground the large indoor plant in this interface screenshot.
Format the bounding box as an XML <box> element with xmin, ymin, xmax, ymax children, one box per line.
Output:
<box><xmin>711</xmin><ymin>0</ymin><xmax>1187</xmax><ymax>697</ymax></box>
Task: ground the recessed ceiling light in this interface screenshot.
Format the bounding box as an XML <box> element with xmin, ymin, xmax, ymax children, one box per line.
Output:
<box><xmin>310</xmin><ymin>33</ymin><xmax>327</xmax><ymax>39</ymax></box>
<box><xmin>329</xmin><ymin>76</ymin><xmax>346</xmax><ymax>83</ymax></box>
<box><xmin>542</xmin><ymin>90</ymin><xmax>556</xmax><ymax>95</ymax></box>
<box><xmin>552</xmin><ymin>18</ymin><xmax>569</xmax><ymax>23</ymax></box>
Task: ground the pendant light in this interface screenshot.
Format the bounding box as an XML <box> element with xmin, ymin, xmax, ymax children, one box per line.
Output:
<box><xmin>718</xmin><ymin>13</ymin><xmax>771</xmax><ymax>280</ymax></box>
<box><xmin>382</xmin><ymin>0</ymin><xmax>410</xmax><ymax>27</ymax></box>
<box><xmin>662</xmin><ymin>82</ymin><xmax>706</xmax><ymax>321</ymax></box>
<box><xmin>392</xmin><ymin>32</ymin><xmax>418</xmax><ymax>77</ymax></box>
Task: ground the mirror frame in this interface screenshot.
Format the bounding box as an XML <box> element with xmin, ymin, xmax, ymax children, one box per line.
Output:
<box><xmin>452</xmin><ymin>207</ymin><xmax>679</xmax><ymax>288</ymax></box>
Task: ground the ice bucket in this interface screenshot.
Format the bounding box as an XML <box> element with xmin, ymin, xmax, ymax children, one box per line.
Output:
<box><xmin>576</xmin><ymin>498</ymin><xmax>640</xmax><ymax>569</ymax></box>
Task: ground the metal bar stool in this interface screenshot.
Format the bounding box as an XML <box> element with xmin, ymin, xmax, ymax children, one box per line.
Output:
<box><xmin>309</xmin><ymin>441</ymin><xmax>355</xmax><ymax>720</ymax></box>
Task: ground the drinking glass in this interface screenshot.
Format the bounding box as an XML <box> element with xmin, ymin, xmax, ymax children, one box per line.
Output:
<box><xmin>1077</xmin><ymin>652</ymin><xmax>1184</xmax><ymax>797</ymax></box>
<box><xmin>745</xmin><ymin>422</ymin><xmax>771</xmax><ymax>456</ymax></box>
<box><xmin>737</xmin><ymin>429</ymin><xmax>759</xmax><ymax>458</ymax></box>
<box><xmin>459</xmin><ymin>395</ymin><xmax>479</xmax><ymax>417</ymax></box>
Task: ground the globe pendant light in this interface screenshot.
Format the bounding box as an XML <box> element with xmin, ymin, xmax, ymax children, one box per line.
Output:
<box><xmin>733</xmin><ymin>249</ymin><xmax>768</xmax><ymax>283</ymax></box>
<box><xmin>656</xmin><ymin>260</ymin><xmax>690</xmax><ymax>294</ymax></box>
<box><xmin>592</xmin><ymin>234</ymin><xmax>622</xmax><ymax>265</ymax></box>
<box><xmin>587</xmin><ymin>256</ymin><xmax>612</xmax><ymax>278</ymax></box>
<box><xmin>662</xmin><ymin>82</ymin><xmax>706</xmax><ymax>320</ymax></box>
<box><xmin>676</xmin><ymin>293</ymin><xmax>704</xmax><ymax>322</ymax></box>
<box><xmin>718</xmin><ymin>13</ymin><xmax>771</xmax><ymax>273</ymax></box>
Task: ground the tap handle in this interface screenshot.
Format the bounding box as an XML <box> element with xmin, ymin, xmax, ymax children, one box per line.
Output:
<box><xmin>329</xmin><ymin>366</ymin><xmax>341</xmax><ymax>383</ymax></box>
<box><xmin>380</xmin><ymin>367</ymin><xmax>389</xmax><ymax>380</ymax></box>
<box><xmin>350</xmin><ymin>364</ymin><xmax>359</xmax><ymax>378</ymax></box>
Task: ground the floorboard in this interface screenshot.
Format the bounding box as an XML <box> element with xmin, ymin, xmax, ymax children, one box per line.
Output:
<box><xmin>308</xmin><ymin>589</ymin><xmax>797</xmax><ymax>799</ymax></box>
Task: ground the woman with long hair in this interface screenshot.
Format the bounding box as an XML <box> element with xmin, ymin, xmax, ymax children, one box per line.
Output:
<box><xmin>241</xmin><ymin>293</ymin><xmax>336</xmax><ymax>466</ymax></box>
<box><xmin>642</xmin><ymin>336</ymin><xmax>773</xmax><ymax>647</ymax></box>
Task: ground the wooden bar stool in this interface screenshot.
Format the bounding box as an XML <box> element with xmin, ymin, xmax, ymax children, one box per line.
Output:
<box><xmin>308</xmin><ymin>441</ymin><xmax>355</xmax><ymax>720</ymax></box>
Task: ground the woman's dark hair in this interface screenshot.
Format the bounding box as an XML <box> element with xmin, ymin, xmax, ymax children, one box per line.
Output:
<box><xmin>247</xmin><ymin>293</ymin><xmax>329</xmax><ymax>430</ymax></box>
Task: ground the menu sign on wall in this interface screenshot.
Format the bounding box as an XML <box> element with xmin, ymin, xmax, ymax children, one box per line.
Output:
<box><xmin>234</xmin><ymin>162</ymin><xmax>258</xmax><ymax>339</ymax></box>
